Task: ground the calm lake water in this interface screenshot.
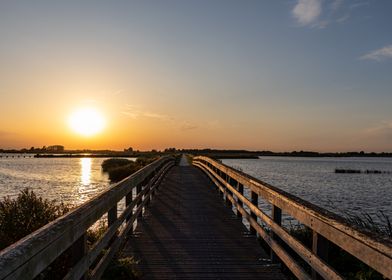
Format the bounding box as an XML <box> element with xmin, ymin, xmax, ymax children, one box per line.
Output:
<box><xmin>0</xmin><ymin>155</ymin><xmax>136</xmax><ymax>207</ymax></box>
<box><xmin>1</xmin><ymin>155</ymin><xmax>391</xmax><ymax>224</ymax></box>
<box><xmin>223</xmin><ymin>157</ymin><xmax>392</xmax><ymax>223</ymax></box>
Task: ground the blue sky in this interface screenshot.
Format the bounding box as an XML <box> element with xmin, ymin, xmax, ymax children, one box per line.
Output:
<box><xmin>0</xmin><ymin>0</ymin><xmax>391</xmax><ymax>151</ymax></box>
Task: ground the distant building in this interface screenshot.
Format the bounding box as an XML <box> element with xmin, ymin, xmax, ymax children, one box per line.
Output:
<box><xmin>46</xmin><ymin>145</ymin><xmax>65</xmax><ymax>152</ymax></box>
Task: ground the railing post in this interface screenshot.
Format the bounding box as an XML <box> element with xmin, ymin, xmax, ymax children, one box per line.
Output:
<box><xmin>312</xmin><ymin>231</ymin><xmax>329</xmax><ymax>280</ymax></box>
<box><xmin>126</xmin><ymin>190</ymin><xmax>133</xmax><ymax>223</ymax></box>
<box><xmin>108</xmin><ymin>203</ymin><xmax>118</xmax><ymax>227</ymax></box>
<box><xmin>150</xmin><ymin>170</ymin><xmax>157</xmax><ymax>198</ymax></box>
<box><xmin>214</xmin><ymin>167</ymin><xmax>224</xmax><ymax>198</ymax></box>
<box><xmin>137</xmin><ymin>183</ymin><xmax>143</xmax><ymax>222</ymax></box>
<box><xmin>271</xmin><ymin>205</ymin><xmax>282</xmax><ymax>263</ymax></box>
<box><xmin>250</xmin><ymin>191</ymin><xmax>258</xmax><ymax>235</ymax></box>
<box><xmin>237</xmin><ymin>182</ymin><xmax>244</xmax><ymax>219</ymax></box>
<box><xmin>71</xmin><ymin>233</ymin><xmax>87</xmax><ymax>279</ymax></box>
<box><xmin>225</xmin><ymin>174</ymin><xmax>233</xmax><ymax>209</ymax></box>
<box><xmin>144</xmin><ymin>175</ymin><xmax>152</xmax><ymax>207</ymax></box>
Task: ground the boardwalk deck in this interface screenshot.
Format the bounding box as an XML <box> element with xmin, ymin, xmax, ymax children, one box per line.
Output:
<box><xmin>121</xmin><ymin>161</ymin><xmax>287</xmax><ymax>279</ymax></box>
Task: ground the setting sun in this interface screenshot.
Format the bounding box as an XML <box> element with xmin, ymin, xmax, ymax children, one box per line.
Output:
<box><xmin>68</xmin><ymin>108</ymin><xmax>105</xmax><ymax>137</ymax></box>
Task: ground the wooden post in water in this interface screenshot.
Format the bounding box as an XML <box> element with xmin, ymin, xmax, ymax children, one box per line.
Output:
<box><xmin>271</xmin><ymin>205</ymin><xmax>282</xmax><ymax>263</ymax></box>
<box><xmin>312</xmin><ymin>231</ymin><xmax>329</xmax><ymax>280</ymax></box>
<box><xmin>250</xmin><ymin>191</ymin><xmax>258</xmax><ymax>235</ymax></box>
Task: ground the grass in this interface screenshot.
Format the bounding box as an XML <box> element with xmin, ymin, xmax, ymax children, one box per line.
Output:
<box><xmin>285</xmin><ymin>212</ymin><xmax>391</xmax><ymax>280</ymax></box>
<box><xmin>102</xmin><ymin>256</ymin><xmax>140</xmax><ymax>280</ymax></box>
<box><xmin>0</xmin><ymin>189</ymin><xmax>140</xmax><ymax>279</ymax></box>
<box><xmin>345</xmin><ymin>211</ymin><xmax>392</xmax><ymax>238</ymax></box>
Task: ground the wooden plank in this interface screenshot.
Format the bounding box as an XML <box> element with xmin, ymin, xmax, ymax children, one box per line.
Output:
<box><xmin>196</xmin><ymin>163</ymin><xmax>308</xmax><ymax>279</ymax></box>
<box><xmin>64</xmin><ymin>162</ymin><xmax>174</xmax><ymax>280</ymax></box>
<box><xmin>195</xmin><ymin>162</ymin><xmax>342</xmax><ymax>280</ymax></box>
<box><xmin>0</xmin><ymin>157</ymin><xmax>173</xmax><ymax>280</ymax></box>
<box><xmin>91</xmin><ymin>162</ymin><xmax>173</xmax><ymax>280</ymax></box>
<box><xmin>194</xmin><ymin>156</ymin><xmax>392</xmax><ymax>278</ymax></box>
<box><xmin>122</xmin><ymin>165</ymin><xmax>287</xmax><ymax>280</ymax></box>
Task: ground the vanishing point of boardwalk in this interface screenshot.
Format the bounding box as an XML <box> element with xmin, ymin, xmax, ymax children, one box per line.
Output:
<box><xmin>122</xmin><ymin>156</ymin><xmax>286</xmax><ymax>279</ymax></box>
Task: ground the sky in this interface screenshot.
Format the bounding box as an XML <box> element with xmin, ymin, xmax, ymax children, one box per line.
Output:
<box><xmin>0</xmin><ymin>0</ymin><xmax>392</xmax><ymax>152</ymax></box>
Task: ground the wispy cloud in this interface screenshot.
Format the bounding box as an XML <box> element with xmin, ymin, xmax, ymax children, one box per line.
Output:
<box><xmin>121</xmin><ymin>104</ymin><xmax>172</xmax><ymax>121</ymax></box>
<box><xmin>349</xmin><ymin>1</ymin><xmax>370</xmax><ymax>10</ymax></box>
<box><xmin>292</xmin><ymin>0</ymin><xmax>322</xmax><ymax>26</ymax></box>
<box><xmin>292</xmin><ymin>0</ymin><xmax>369</xmax><ymax>28</ymax></box>
<box><xmin>360</xmin><ymin>45</ymin><xmax>392</xmax><ymax>61</ymax></box>
<box><xmin>180</xmin><ymin>121</ymin><xmax>198</xmax><ymax>131</ymax></box>
<box><xmin>143</xmin><ymin>112</ymin><xmax>172</xmax><ymax>121</ymax></box>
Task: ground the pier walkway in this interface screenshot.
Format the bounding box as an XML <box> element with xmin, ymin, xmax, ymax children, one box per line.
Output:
<box><xmin>122</xmin><ymin>159</ymin><xmax>285</xmax><ymax>279</ymax></box>
<box><xmin>1</xmin><ymin>155</ymin><xmax>391</xmax><ymax>280</ymax></box>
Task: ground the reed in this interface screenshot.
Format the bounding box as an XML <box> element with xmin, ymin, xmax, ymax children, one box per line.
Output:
<box><xmin>286</xmin><ymin>212</ymin><xmax>391</xmax><ymax>279</ymax></box>
<box><xmin>102</xmin><ymin>157</ymin><xmax>158</xmax><ymax>182</ymax></box>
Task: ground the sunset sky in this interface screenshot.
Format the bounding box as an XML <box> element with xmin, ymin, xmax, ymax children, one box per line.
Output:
<box><xmin>1</xmin><ymin>0</ymin><xmax>392</xmax><ymax>152</ymax></box>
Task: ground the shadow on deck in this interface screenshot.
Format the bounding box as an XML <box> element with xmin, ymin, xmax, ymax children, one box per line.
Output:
<box><xmin>121</xmin><ymin>165</ymin><xmax>287</xmax><ymax>279</ymax></box>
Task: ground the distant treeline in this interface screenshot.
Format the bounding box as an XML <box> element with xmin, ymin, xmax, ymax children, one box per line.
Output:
<box><xmin>180</xmin><ymin>149</ymin><xmax>392</xmax><ymax>158</ymax></box>
<box><xmin>1</xmin><ymin>147</ymin><xmax>392</xmax><ymax>158</ymax></box>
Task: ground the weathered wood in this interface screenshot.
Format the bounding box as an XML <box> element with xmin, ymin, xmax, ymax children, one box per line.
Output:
<box><xmin>237</xmin><ymin>182</ymin><xmax>244</xmax><ymax>219</ymax></box>
<box><xmin>250</xmin><ymin>191</ymin><xmax>258</xmax><ymax>235</ymax></box>
<box><xmin>193</xmin><ymin>156</ymin><xmax>392</xmax><ymax>278</ymax></box>
<box><xmin>108</xmin><ymin>204</ymin><xmax>118</xmax><ymax>226</ymax></box>
<box><xmin>125</xmin><ymin>191</ymin><xmax>133</xmax><ymax>223</ymax></box>
<box><xmin>271</xmin><ymin>205</ymin><xmax>282</xmax><ymax>263</ymax></box>
<box><xmin>122</xmin><ymin>164</ymin><xmax>287</xmax><ymax>279</ymax></box>
<box><xmin>197</xmin><ymin>163</ymin><xmax>309</xmax><ymax>280</ymax></box>
<box><xmin>70</xmin><ymin>233</ymin><xmax>87</xmax><ymax>279</ymax></box>
<box><xmin>0</xmin><ymin>157</ymin><xmax>174</xmax><ymax>280</ymax></box>
<box><xmin>64</xmin><ymin>161</ymin><xmax>174</xmax><ymax>280</ymax></box>
<box><xmin>195</xmin><ymin>161</ymin><xmax>343</xmax><ymax>280</ymax></box>
<box><xmin>312</xmin><ymin>232</ymin><xmax>329</xmax><ymax>280</ymax></box>
<box><xmin>136</xmin><ymin>184</ymin><xmax>143</xmax><ymax>222</ymax></box>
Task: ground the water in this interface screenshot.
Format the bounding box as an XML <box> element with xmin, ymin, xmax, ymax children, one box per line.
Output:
<box><xmin>222</xmin><ymin>157</ymin><xmax>392</xmax><ymax>223</ymax></box>
<box><xmin>1</xmin><ymin>155</ymin><xmax>391</xmax><ymax>224</ymax></box>
<box><xmin>0</xmin><ymin>155</ymin><xmax>135</xmax><ymax>207</ymax></box>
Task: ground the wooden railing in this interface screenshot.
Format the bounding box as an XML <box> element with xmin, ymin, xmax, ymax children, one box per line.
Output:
<box><xmin>193</xmin><ymin>156</ymin><xmax>392</xmax><ymax>280</ymax></box>
<box><xmin>0</xmin><ymin>156</ymin><xmax>175</xmax><ymax>280</ymax></box>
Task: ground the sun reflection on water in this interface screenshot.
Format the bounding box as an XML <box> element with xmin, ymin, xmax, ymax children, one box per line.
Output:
<box><xmin>81</xmin><ymin>158</ymin><xmax>91</xmax><ymax>185</ymax></box>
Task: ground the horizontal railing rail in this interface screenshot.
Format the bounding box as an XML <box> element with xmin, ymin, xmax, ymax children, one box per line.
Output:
<box><xmin>0</xmin><ymin>156</ymin><xmax>175</xmax><ymax>280</ymax></box>
<box><xmin>193</xmin><ymin>156</ymin><xmax>392</xmax><ymax>280</ymax></box>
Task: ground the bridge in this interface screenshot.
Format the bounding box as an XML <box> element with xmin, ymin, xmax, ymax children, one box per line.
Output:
<box><xmin>0</xmin><ymin>155</ymin><xmax>391</xmax><ymax>279</ymax></box>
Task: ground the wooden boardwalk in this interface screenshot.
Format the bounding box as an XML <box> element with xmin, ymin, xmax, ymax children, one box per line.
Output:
<box><xmin>121</xmin><ymin>161</ymin><xmax>287</xmax><ymax>279</ymax></box>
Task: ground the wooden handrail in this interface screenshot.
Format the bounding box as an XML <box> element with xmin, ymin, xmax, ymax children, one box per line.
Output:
<box><xmin>193</xmin><ymin>156</ymin><xmax>392</xmax><ymax>279</ymax></box>
<box><xmin>0</xmin><ymin>156</ymin><xmax>174</xmax><ymax>280</ymax></box>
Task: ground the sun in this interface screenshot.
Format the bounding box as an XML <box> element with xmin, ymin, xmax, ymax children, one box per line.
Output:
<box><xmin>68</xmin><ymin>108</ymin><xmax>105</xmax><ymax>136</ymax></box>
